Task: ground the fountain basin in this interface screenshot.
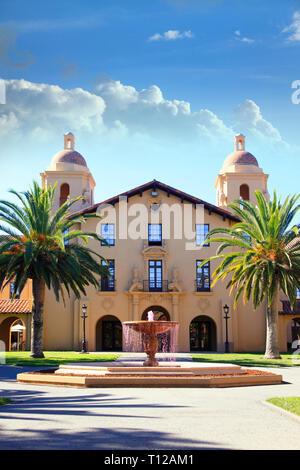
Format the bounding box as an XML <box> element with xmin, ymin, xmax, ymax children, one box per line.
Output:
<box><xmin>123</xmin><ymin>320</ymin><xmax>178</xmax><ymax>335</ymax></box>
<box><xmin>123</xmin><ymin>321</ymin><xmax>179</xmax><ymax>367</ymax></box>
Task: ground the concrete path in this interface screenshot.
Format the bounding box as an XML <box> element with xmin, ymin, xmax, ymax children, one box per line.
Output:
<box><xmin>0</xmin><ymin>354</ymin><xmax>300</xmax><ymax>450</ymax></box>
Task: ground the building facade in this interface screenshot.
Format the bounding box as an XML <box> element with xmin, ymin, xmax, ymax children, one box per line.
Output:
<box><xmin>0</xmin><ymin>277</ymin><xmax>32</xmax><ymax>351</ymax></box>
<box><xmin>0</xmin><ymin>132</ymin><xmax>299</xmax><ymax>352</ymax></box>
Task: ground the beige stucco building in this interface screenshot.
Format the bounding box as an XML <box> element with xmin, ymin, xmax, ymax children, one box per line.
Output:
<box><xmin>1</xmin><ymin>132</ymin><xmax>299</xmax><ymax>353</ymax></box>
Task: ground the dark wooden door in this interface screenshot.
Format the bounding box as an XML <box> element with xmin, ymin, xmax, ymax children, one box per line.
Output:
<box><xmin>102</xmin><ymin>320</ymin><xmax>122</xmax><ymax>351</ymax></box>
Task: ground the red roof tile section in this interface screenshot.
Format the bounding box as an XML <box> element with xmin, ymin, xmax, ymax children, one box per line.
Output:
<box><xmin>0</xmin><ymin>299</ymin><xmax>32</xmax><ymax>314</ymax></box>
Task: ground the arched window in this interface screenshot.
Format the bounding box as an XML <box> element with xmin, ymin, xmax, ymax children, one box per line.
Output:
<box><xmin>60</xmin><ymin>183</ymin><xmax>70</xmax><ymax>206</ymax></box>
<box><xmin>240</xmin><ymin>184</ymin><xmax>250</xmax><ymax>201</ymax></box>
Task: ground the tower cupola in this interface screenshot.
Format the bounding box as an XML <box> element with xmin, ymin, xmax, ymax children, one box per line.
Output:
<box><xmin>215</xmin><ymin>134</ymin><xmax>269</xmax><ymax>212</ymax></box>
<box><xmin>40</xmin><ymin>132</ymin><xmax>96</xmax><ymax>213</ymax></box>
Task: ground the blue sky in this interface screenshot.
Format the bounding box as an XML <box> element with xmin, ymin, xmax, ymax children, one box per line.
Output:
<box><xmin>0</xmin><ymin>0</ymin><xmax>300</xmax><ymax>209</ymax></box>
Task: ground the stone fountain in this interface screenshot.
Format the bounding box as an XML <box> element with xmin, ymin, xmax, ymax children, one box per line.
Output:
<box><xmin>123</xmin><ymin>311</ymin><xmax>179</xmax><ymax>367</ymax></box>
<box><xmin>17</xmin><ymin>311</ymin><xmax>283</xmax><ymax>388</ymax></box>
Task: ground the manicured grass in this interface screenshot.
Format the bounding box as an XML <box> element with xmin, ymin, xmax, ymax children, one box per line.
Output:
<box><xmin>267</xmin><ymin>397</ymin><xmax>300</xmax><ymax>416</ymax></box>
<box><xmin>0</xmin><ymin>398</ymin><xmax>11</xmax><ymax>406</ymax></box>
<box><xmin>4</xmin><ymin>351</ymin><xmax>120</xmax><ymax>367</ymax></box>
<box><xmin>191</xmin><ymin>352</ymin><xmax>299</xmax><ymax>368</ymax></box>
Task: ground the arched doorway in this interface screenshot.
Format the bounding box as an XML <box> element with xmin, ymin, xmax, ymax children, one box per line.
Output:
<box><xmin>10</xmin><ymin>319</ymin><xmax>26</xmax><ymax>351</ymax></box>
<box><xmin>287</xmin><ymin>317</ymin><xmax>300</xmax><ymax>351</ymax></box>
<box><xmin>95</xmin><ymin>315</ymin><xmax>122</xmax><ymax>351</ymax></box>
<box><xmin>0</xmin><ymin>317</ymin><xmax>26</xmax><ymax>351</ymax></box>
<box><xmin>190</xmin><ymin>315</ymin><xmax>217</xmax><ymax>351</ymax></box>
<box><xmin>141</xmin><ymin>306</ymin><xmax>170</xmax><ymax>321</ymax></box>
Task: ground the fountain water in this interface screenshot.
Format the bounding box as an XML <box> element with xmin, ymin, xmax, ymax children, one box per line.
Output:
<box><xmin>123</xmin><ymin>311</ymin><xmax>179</xmax><ymax>366</ymax></box>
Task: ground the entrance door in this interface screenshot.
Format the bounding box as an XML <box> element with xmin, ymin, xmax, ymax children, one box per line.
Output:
<box><xmin>101</xmin><ymin>320</ymin><xmax>122</xmax><ymax>351</ymax></box>
<box><xmin>190</xmin><ymin>317</ymin><xmax>216</xmax><ymax>351</ymax></box>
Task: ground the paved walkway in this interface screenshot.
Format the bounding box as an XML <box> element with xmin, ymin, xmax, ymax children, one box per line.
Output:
<box><xmin>0</xmin><ymin>354</ymin><xmax>300</xmax><ymax>450</ymax></box>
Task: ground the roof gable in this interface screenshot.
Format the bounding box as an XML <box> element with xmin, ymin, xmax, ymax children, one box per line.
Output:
<box><xmin>71</xmin><ymin>179</ymin><xmax>239</xmax><ymax>222</ymax></box>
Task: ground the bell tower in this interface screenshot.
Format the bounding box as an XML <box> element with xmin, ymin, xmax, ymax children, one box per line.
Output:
<box><xmin>40</xmin><ymin>132</ymin><xmax>96</xmax><ymax>213</ymax></box>
<box><xmin>215</xmin><ymin>134</ymin><xmax>269</xmax><ymax>212</ymax></box>
<box><xmin>64</xmin><ymin>132</ymin><xmax>75</xmax><ymax>150</ymax></box>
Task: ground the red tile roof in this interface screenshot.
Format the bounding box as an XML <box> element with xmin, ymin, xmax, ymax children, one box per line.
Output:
<box><xmin>0</xmin><ymin>299</ymin><xmax>32</xmax><ymax>314</ymax></box>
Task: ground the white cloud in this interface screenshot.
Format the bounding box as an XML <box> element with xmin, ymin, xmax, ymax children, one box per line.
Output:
<box><xmin>94</xmin><ymin>79</ymin><xmax>232</xmax><ymax>141</ymax></box>
<box><xmin>1</xmin><ymin>79</ymin><xmax>106</xmax><ymax>140</ymax></box>
<box><xmin>234</xmin><ymin>99</ymin><xmax>282</xmax><ymax>142</ymax></box>
<box><xmin>0</xmin><ymin>78</ymin><xmax>284</xmax><ymax>151</ymax></box>
<box><xmin>240</xmin><ymin>37</ymin><xmax>255</xmax><ymax>44</ymax></box>
<box><xmin>282</xmin><ymin>10</ymin><xmax>300</xmax><ymax>42</ymax></box>
<box><xmin>149</xmin><ymin>30</ymin><xmax>194</xmax><ymax>41</ymax></box>
<box><xmin>234</xmin><ymin>30</ymin><xmax>255</xmax><ymax>44</ymax></box>
<box><xmin>95</xmin><ymin>79</ymin><xmax>138</xmax><ymax>109</ymax></box>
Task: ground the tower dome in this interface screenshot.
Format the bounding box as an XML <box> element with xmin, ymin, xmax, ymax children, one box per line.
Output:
<box><xmin>41</xmin><ymin>132</ymin><xmax>96</xmax><ymax>213</ymax></box>
<box><xmin>223</xmin><ymin>150</ymin><xmax>258</xmax><ymax>168</ymax></box>
<box><xmin>222</xmin><ymin>134</ymin><xmax>258</xmax><ymax>169</ymax></box>
<box><xmin>215</xmin><ymin>133</ymin><xmax>269</xmax><ymax>212</ymax></box>
<box><xmin>51</xmin><ymin>132</ymin><xmax>87</xmax><ymax>167</ymax></box>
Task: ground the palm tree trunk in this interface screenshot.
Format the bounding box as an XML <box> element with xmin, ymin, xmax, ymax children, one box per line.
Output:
<box><xmin>264</xmin><ymin>285</ymin><xmax>281</xmax><ymax>359</ymax></box>
<box><xmin>30</xmin><ymin>278</ymin><xmax>45</xmax><ymax>358</ymax></box>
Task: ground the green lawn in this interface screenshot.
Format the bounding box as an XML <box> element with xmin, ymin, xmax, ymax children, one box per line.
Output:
<box><xmin>191</xmin><ymin>352</ymin><xmax>299</xmax><ymax>368</ymax></box>
<box><xmin>267</xmin><ymin>397</ymin><xmax>300</xmax><ymax>416</ymax></box>
<box><xmin>0</xmin><ymin>398</ymin><xmax>11</xmax><ymax>406</ymax></box>
<box><xmin>3</xmin><ymin>351</ymin><xmax>120</xmax><ymax>367</ymax></box>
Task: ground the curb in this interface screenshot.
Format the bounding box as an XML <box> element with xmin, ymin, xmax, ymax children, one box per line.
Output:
<box><xmin>263</xmin><ymin>400</ymin><xmax>300</xmax><ymax>423</ymax></box>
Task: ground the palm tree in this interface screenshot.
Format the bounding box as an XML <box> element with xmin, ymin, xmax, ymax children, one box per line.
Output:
<box><xmin>0</xmin><ymin>181</ymin><xmax>109</xmax><ymax>358</ymax></box>
<box><xmin>201</xmin><ymin>190</ymin><xmax>300</xmax><ymax>359</ymax></box>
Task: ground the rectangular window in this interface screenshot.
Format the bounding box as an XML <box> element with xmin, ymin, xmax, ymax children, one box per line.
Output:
<box><xmin>148</xmin><ymin>259</ymin><xmax>163</xmax><ymax>291</ymax></box>
<box><xmin>10</xmin><ymin>282</ymin><xmax>20</xmax><ymax>299</ymax></box>
<box><xmin>196</xmin><ymin>261</ymin><xmax>210</xmax><ymax>292</ymax></box>
<box><xmin>101</xmin><ymin>224</ymin><xmax>115</xmax><ymax>246</ymax></box>
<box><xmin>196</xmin><ymin>224</ymin><xmax>210</xmax><ymax>247</ymax></box>
<box><xmin>101</xmin><ymin>260</ymin><xmax>115</xmax><ymax>291</ymax></box>
<box><xmin>148</xmin><ymin>224</ymin><xmax>162</xmax><ymax>246</ymax></box>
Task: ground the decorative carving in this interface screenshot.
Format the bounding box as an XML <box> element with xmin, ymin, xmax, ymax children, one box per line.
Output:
<box><xmin>152</xmin><ymin>293</ymin><xmax>162</xmax><ymax>303</ymax></box>
<box><xmin>168</xmin><ymin>267</ymin><xmax>182</xmax><ymax>292</ymax></box>
<box><xmin>129</xmin><ymin>268</ymin><xmax>143</xmax><ymax>292</ymax></box>
<box><xmin>102</xmin><ymin>297</ymin><xmax>114</xmax><ymax>311</ymax></box>
<box><xmin>197</xmin><ymin>298</ymin><xmax>210</xmax><ymax>313</ymax></box>
<box><xmin>82</xmin><ymin>188</ymin><xmax>90</xmax><ymax>204</ymax></box>
<box><xmin>147</xmin><ymin>197</ymin><xmax>162</xmax><ymax>210</ymax></box>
